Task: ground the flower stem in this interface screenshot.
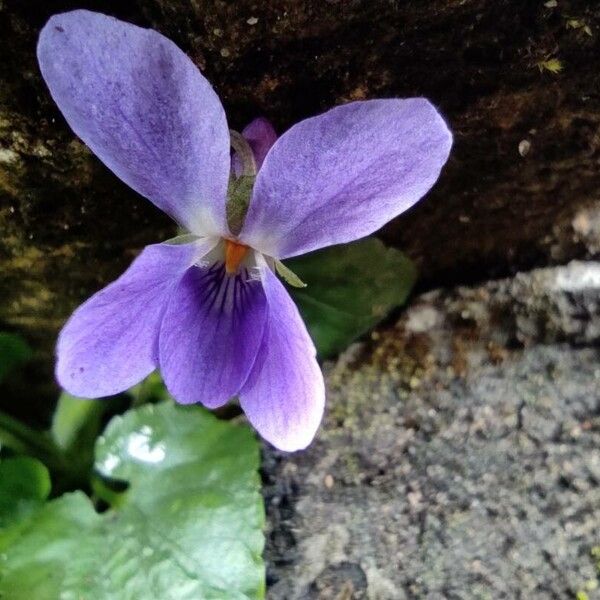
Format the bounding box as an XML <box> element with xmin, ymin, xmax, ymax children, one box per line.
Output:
<box><xmin>0</xmin><ymin>409</ymin><xmax>66</xmax><ymax>470</ymax></box>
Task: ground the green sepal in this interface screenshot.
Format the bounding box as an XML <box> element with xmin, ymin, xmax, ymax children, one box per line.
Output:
<box><xmin>275</xmin><ymin>259</ymin><xmax>307</xmax><ymax>288</ymax></box>
<box><xmin>163</xmin><ymin>233</ymin><xmax>200</xmax><ymax>245</ymax></box>
<box><xmin>226</xmin><ymin>175</ymin><xmax>255</xmax><ymax>235</ymax></box>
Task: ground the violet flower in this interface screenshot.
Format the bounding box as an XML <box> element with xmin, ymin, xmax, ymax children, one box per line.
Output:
<box><xmin>37</xmin><ymin>10</ymin><xmax>452</xmax><ymax>451</ymax></box>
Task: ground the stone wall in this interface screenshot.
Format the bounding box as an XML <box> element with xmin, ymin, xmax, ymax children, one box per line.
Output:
<box><xmin>2</xmin><ymin>1</ymin><xmax>600</xmax><ymax>354</ymax></box>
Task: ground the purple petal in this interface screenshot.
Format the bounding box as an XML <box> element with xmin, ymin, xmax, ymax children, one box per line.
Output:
<box><xmin>159</xmin><ymin>262</ymin><xmax>267</xmax><ymax>408</ymax></box>
<box><xmin>243</xmin><ymin>117</ymin><xmax>278</xmax><ymax>170</ymax></box>
<box><xmin>239</xmin><ymin>99</ymin><xmax>452</xmax><ymax>258</ymax></box>
<box><xmin>232</xmin><ymin>117</ymin><xmax>277</xmax><ymax>176</ymax></box>
<box><xmin>38</xmin><ymin>10</ymin><xmax>230</xmax><ymax>236</ymax></box>
<box><xmin>240</xmin><ymin>267</ymin><xmax>325</xmax><ymax>451</ymax></box>
<box><xmin>56</xmin><ymin>242</ymin><xmax>199</xmax><ymax>398</ymax></box>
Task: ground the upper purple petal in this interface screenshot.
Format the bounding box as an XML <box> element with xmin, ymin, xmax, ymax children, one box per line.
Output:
<box><xmin>239</xmin><ymin>99</ymin><xmax>452</xmax><ymax>258</ymax></box>
<box><xmin>159</xmin><ymin>260</ymin><xmax>267</xmax><ymax>408</ymax></box>
<box><xmin>37</xmin><ymin>10</ymin><xmax>230</xmax><ymax>237</ymax></box>
<box><xmin>239</xmin><ymin>266</ymin><xmax>325</xmax><ymax>451</ymax></box>
<box><xmin>243</xmin><ymin>117</ymin><xmax>278</xmax><ymax>170</ymax></box>
<box><xmin>56</xmin><ymin>241</ymin><xmax>199</xmax><ymax>398</ymax></box>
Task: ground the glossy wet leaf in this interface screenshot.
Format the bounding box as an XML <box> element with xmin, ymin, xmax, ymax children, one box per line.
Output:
<box><xmin>0</xmin><ymin>457</ymin><xmax>51</xmax><ymax>527</ymax></box>
<box><xmin>286</xmin><ymin>237</ymin><xmax>417</xmax><ymax>357</ymax></box>
<box><xmin>0</xmin><ymin>403</ymin><xmax>265</xmax><ymax>599</ymax></box>
<box><xmin>0</xmin><ymin>332</ymin><xmax>32</xmax><ymax>382</ymax></box>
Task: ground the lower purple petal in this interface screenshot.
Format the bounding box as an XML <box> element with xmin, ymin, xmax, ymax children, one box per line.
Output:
<box><xmin>159</xmin><ymin>262</ymin><xmax>267</xmax><ymax>407</ymax></box>
<box><xmin>56</xmin><ymin>242</ymin><xmax>198</xmax><ymax>397</ymax></box>
<box><xmin>240</xmin><ymin>267</ymin><xmax>325</xmax><ymax>451</ymax></box>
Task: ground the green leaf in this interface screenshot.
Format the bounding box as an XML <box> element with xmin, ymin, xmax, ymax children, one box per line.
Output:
<box><xmin>0</xmin><ymin>457</ymin><xmax>51</xmax><ymax>527</ymax></box>
<box><xmin>51</xmin><ymin>392</ymin><xmax>106</xmax><ymax>452</ymax></box>
<box><xmin>0</xmin><ymin>332</ymin><xmax>32</xmax><ymax>382</ymax></box>
<box><xmin>0</xmin><ymin>403</ymin><xmax>265</xmax><ymax>599</ymax></box>
<box><xmin>126</xmin><ymin>371</ymin><xmax>170</xmax><ymax>406</ymax></box>
<box><xmin>50</xmin><ymin>393</ymin><xmax>111</xmax><ymax>488</ymax></box>
<box><xmin>287</xmin><ymin>237</ymin><xmax>417</xmax><ymax>357</ymax></box>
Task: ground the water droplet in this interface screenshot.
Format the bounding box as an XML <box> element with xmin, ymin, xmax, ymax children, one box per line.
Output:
<box><xmin>100</xmin><ymin>453</ymin><xmax>120</xmax><ymax>472</ymax></box>
<box><xmin>126</xmin><ymin>428</ymin><xmax>166</xmax><ymax>464</ymax></box>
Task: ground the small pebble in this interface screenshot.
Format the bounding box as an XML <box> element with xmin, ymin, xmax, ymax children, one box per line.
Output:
<box><xmin>247</xmin><ymin>17</ymin><xmax>258</xmax><ymax>25</ymax></box>
<box><xmin>518</xmin><ymin>139</ymin><xmax>531</xmax><ymax>157</ymax></box>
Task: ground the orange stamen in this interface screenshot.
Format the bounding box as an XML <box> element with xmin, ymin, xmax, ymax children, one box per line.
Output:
<box><xmin>225</xmin><ymin>239</ymin><xmax>249</xmax><ymax>275</ymax></box>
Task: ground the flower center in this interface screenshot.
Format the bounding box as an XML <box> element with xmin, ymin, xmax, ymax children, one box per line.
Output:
<box><xmin>224</xmin><ymin>239</ymin><xmax>250</xmax><ymax>275</ymax></box>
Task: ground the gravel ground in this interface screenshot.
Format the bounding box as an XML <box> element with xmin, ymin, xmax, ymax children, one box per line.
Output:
<box><xmin>263</xmin><ymin>261</ymin><xmax>600</xmax><ymax>599</ymax></box>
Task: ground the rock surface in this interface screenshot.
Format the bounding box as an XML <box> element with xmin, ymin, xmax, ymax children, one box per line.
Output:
<box><xmin>263</xmin><ymin>261</ymin><xmax>600</xmax><ymax>599</ymax></box>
